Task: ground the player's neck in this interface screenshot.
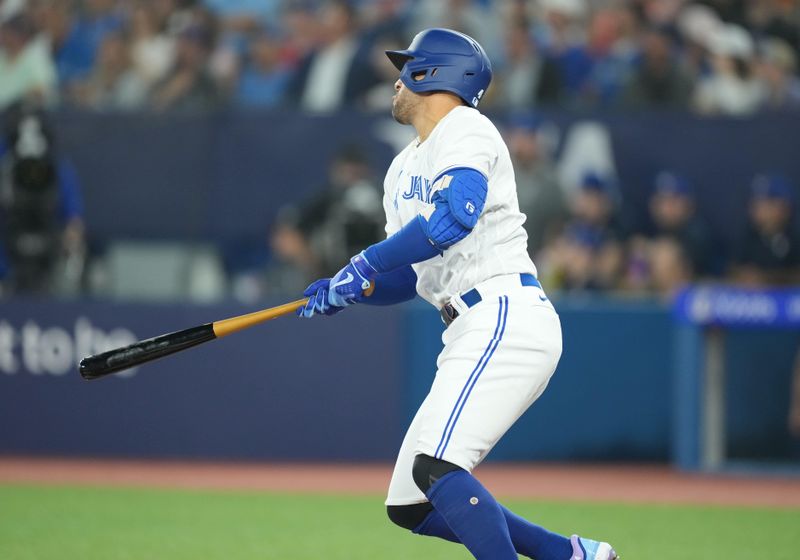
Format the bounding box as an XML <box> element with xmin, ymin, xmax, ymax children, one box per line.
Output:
<box><xmin>413</xmin><ymin>95</ymin><xmax>465</xmax><ymax>144</ymax></box>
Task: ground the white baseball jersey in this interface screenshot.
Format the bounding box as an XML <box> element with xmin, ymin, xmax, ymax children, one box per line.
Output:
<box><xmin>383</xmin><ymin>105</ymin><xmax>537</xmax><ymax>309</ymax></box>
<box><xmin>383</xmin><ymin>105</ymin><xmax>562</xmax><ymax>508</ymax></box>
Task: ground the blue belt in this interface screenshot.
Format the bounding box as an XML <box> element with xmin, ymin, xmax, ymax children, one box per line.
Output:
<box><xmin>440</xmin><ymin>273</ymin><xmax>541</xmax><ymax>326</ymax></box>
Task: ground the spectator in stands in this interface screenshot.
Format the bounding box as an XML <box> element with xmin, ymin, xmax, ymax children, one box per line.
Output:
<box><xmin>279</xmin><ymin>1</ymin><xmax>319</xmax><ymax>67</ymax></box>
<box><xmin>505</xmin><ymin>114</ymin><xmax>566</xmax><ymax>258</ymax></box>
<box><xmin>693</xmin><ymin>23</ymin><xmax>764</xmax><ymax>115</ymax></box>
<box><xmin>410</xmin><ymin>0</ymin><xmax>501</xmax><ymax>61</ymax></box>
<box><xmin>0</xmin><ymin>0</ymin><xmax>26</xmax><ymax>21</ymax></box>
<box><xmin>349</xmin><ymin>1</ymin><xmax>412</xmax><ymax>110</ymax></box>
<box><xmin>554</xmin><ymin>7</ymin><xmax>638</xmax><ymax>108</ymax></box>
<box><xmin>744</xmin><ymin>0</ymin><xmax>800</xmax><ymax>60</ymax></box>
<box><xmin>288</xmin><ymin>0</ymin><xmax>366</xmax><ymax>113</ymax></box>
<box><xmin>149</xmin><ymin>22</ymin><xmax>220</xmax><ymax>111</ymax></box>
<box><xmin>129</xmin><ymin>2</ymin><xmax>176</xmax><ymax>88</ymax></box>
<box><xmin>624</xmin><ymin>27</ymin><xmax>694</xmax><ymax>109</ymax></box>
<box><xmin>32</xmin><ymin>0</ymin><xmax>113</xmax><ymax>87</ymax></box>
<box><xmin>730</xmin><ymin>174</ymin><xmax>800</xmax><ymax>286</ymax></box>
<box><xmin>359</xmin><ymin>32</ymin><xmax>405</xmax><ymax>111</ymax></box>
<box><xmin>539</xmin><ymin>171</ymin><xmax>624</xmax><ymax>292</ymax></box>
<box><xmin>0</xmin><ymin>104</ymin><xmax>85</xmax><ymax>294</ymax></box>
<box><xmin>149</xmin><ymin>0</ymin><xmax>195</xmax><ymax>35</ymax></box>
<box><xmin>234</xmin><ymin>27</ymin><xmax>291</xmax><ymax>109</ymax></box>
<box><xmin>273</xmin><ymin>145</ymin><xmax>384</xmax><ymax>277</ymax></box>
<box><xmin>358</xmin><ymin>0</ymin><xmax>410</xmax><ymax>47</ymax></box>
<box><xmin>628</xmin><ymin>236</ymin><xmax>693</xmax><ymax>296</ymax></box>
<box><xmin>0</xmin><ymin>13</ymin><xmax>57</xmax><ymax>110</ymax></box>
<box><xmin>625</xmin><ymin>172</ymin><xmax>713</xmax><ymax>296</ymax></box>
<box><xmin>491</xmin><ymin>20</ymin><xmax>562</xmax><ymax>109</ymax></box>
<box><xmin>56</xmin><ymin>0</ymin><xmax>125</xmax><ymax>85</ymax></box>
<box><xmin>534</xmin><ymin>0</ymin><xmax>588</xmax><ymax>59</ymax></box>
<box><xmin>756</xmin><ymin>37</ymin><xmax>800</xmax><ymax>111</ymax></box>
<box><xmin>15</xmin><ymin>0</ymin><xmax>800</xmax><ymax>119</ymax></box>
<box><xmin>637</xmin><ymin>0</ymin><xmax>684</xmax><ymax>27</ymax></box>
<box><xmin>675</xmin><ymin>3</ymin><xmax>721</xmax><ymax>83</ymax></box>
<box><xmin>67</xmin><ymin>30</ymin><xmax>148</xmax><ymax>110</ymax></box>
<box><xmin>32</xmin><ymin>0</ymin><xmax>90</xmax><ymax>86</ymax></box>
<box><xmin>650</xmin><ymin>172</ymin><xmax>713</xmax><ymax>270</ymax></box>
<box><xmin>261</xmin><ymin>208</ymin><xmax>318</xmax><ymax>297</ymax></box>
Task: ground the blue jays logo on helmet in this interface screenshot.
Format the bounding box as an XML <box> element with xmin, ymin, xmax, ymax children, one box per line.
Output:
<box><xmin>386</xmin><ymin>28</ymin><xmax>492</xmax><ymax>108</ymax></box>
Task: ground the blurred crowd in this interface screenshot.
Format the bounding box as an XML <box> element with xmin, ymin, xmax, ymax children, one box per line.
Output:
<box><xmin>1</xmin><ymin>0</ymin><xmax>800</xmax><ymax>115</ymax></box>
<box><xmin>0</xmin><ymin>0</ymin><xmax>798</xmax><ymax>299</ymax></box>
<box><xmin>534</xmin><ymin>166</ymin><xmax>799</xmax><ymax>296</ymax></box>
<box><xmin>268</xmin><ymin>118</ymin><xmax>799</xmax><ymax>304</ymax></box>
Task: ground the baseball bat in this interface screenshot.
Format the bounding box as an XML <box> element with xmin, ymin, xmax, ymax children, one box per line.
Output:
<box><xmin>78</xmin><ymin>284</ymin><xmax>373</xmax><ymax>380</ymax></box>
<box><xmin>78</xmin><ymin>298</ymin><xmax>308</xmax><ymax>380</ymax></box>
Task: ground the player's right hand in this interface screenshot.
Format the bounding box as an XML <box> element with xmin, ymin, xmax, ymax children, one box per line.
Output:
<box><xmin>297</xmin><ymin>278</ymin><xmax>345</xmax><ymax>318</ymax></box>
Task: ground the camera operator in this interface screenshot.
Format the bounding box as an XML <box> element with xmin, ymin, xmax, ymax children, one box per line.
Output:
<box><xmin>0</xmin><ymin>104</ymin><xmax>85</xmax><ymax>295</ymax></box>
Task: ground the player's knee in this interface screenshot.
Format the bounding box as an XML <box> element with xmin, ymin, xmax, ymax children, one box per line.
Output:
<box><xmin>412</xmin><ymin>453</ymin><xmax>463</xmax><ymax>494</ymax></box>
<box><xmin>386</xmin><ymin>503</ymin><xmax>434</xmax><ymax>531</ymax></box>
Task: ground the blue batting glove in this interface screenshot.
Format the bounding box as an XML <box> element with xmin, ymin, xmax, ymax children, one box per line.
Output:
<box><xmin>297</xmin><ymin>278</ymin><xmax>344</xmax><ymax>318</ymax></box>
<box><xmin>329</xmin><ymin>252</ymin><xmax>378</xmax><ymax>307</ymax></box>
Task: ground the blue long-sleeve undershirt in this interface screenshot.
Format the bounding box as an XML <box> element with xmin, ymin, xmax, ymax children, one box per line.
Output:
<box><xmin>360</xmin><ymin>264</ymin><xmax>418</xmax><ymax>306</ymax></box>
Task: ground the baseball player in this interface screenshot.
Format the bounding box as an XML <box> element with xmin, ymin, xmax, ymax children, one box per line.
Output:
<box><xmin>298</xmin><ymin>28</ymin><xmax>619</xmax><ymax>560</ymax></box>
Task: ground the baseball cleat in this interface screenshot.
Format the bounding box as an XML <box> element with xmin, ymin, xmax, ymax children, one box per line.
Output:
<box><xmin>570</xmin><ymin>534</ymin><xmax>619</xmax><ymax>560</ymax></box>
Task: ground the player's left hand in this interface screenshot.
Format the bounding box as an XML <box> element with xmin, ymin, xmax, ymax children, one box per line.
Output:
<box><xmin>328</xmin><ymin>252</ymin><xmax>378</xmax><ymax>307</ymax></box>
<box><xmin>297</xmin><ymin>278</ymin><xmax>344</xmax><ymax>318</ymax></box>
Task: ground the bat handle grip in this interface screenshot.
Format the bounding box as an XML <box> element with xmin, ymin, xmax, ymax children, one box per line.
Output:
<box><xmin>217</xmin><ymin>281</ymin><xmax>375</xmax><ymax>338</ymax></box>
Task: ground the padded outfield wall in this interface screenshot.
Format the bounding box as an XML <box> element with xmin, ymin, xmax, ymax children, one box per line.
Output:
<box><xmin>0</xmin><ymin>298</ymin><xmax>796</xmax><ymax>463</ymax></box>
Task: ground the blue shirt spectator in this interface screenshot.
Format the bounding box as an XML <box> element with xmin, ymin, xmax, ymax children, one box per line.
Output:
<box><xmin>235</xmin><ymin>31</ymin><xmax>291</xmax><ymax>108</ymax></box>
<box><xmin>732</xmin><ymin>174</ymin><xmax>800</xmax><ymax>286</ymax></box>
<box><xmin>553</xmin><ymin>8</ymin><xmax>638</xmax><ymax>107</ymax></box>
<box><xmin>53</xmin><ymin>18</ymin><xmax>97</xmax><ymax>84</ymax></box>
<box><xmin>539</xmin><ymin>171</ymin><xmax>625</xmax><ymax>291</ymax></box>
<box><xmin>51</xmin><ymin>1</ymin><xmax>125</xmax><ymax>84</ymax></box>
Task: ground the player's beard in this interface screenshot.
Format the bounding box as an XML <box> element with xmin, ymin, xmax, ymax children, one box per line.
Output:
<box><xmin>391</xmin><ymin>88</ymin><xmax>419</xmax><ymax>125</ymax></box>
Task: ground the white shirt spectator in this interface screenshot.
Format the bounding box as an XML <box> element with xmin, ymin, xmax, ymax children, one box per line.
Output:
<box><xmin>694</xmin><ymin>74</ymin><xmax>764</xmax><ymax>115</ymax></box>
<box><xmin>129</xmin><ymin>5</ymin><xmax>175</xmax><ymax>86</ymax></box>
<box><xmin>693</xmin><ymin>23</ymin><xmax>764</xmax><ymax>116</ymax></box>
<box><xmin>132</xmin><ymin>35</ymin><xmax>175</xmax><ymax>85</ymax></box>
<box><xmin>0</xmin><ymin>0</ymin><xmax>26</xmax><ymax>22</ymax></box>
<box><xmin>299</xmin><ymin>37</ymin><xmax>357</xmax><ymax>113</ymax></box>
<box><xmin>0</xmin><ymin>35</ymin><xmax>57</xmax><ymax>109</ymax></box>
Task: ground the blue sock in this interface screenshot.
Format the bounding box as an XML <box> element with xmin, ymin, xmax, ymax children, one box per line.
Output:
<box><xmin>414</xmin><ymin>497</ymin><xmax>572</xmax><ymax>559</ymax></box>
<box><xmin>502</xmin><ymin>506</ymin><xmax>572</xmax><ymax>559</ymax></box>
<box><xmin>424</xmin><ymin>470</ymin><xmax>517</xmax><ymax>559</ymax></box>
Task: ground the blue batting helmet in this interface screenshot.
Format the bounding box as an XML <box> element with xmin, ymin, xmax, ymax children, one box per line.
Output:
<box><xmin>386</xmin><ymin>28</ymin><xmax>492</xmax><ymax>108</ymax></box>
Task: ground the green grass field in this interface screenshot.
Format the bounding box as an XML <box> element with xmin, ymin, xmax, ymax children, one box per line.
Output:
<box><xmin>1</xmin><ymin>484</ymin><xmax>798</xmax><ymax>559</ymax></box>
